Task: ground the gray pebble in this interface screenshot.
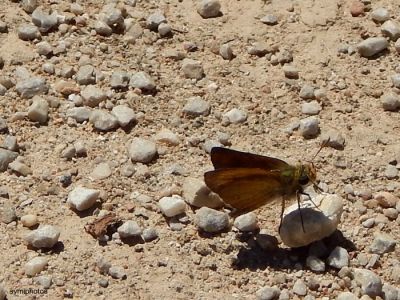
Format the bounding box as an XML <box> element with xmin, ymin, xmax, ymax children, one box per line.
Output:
<box><xmin>42</xmin><ymin>63</ymin><xmax>55</xmax><ymax>74</ymax></box>
<box><xmin>194</xmin><ymin>207</ymin><xmax>229</xmax><ymax>233</ymax></box>
<box><xmin>219</xmin><ymin>43</ymin><xmax>234</xmax><ymax>60</ymax></box>
<box><xmin>67</xmin><ymin>186</ymin><xmax>99</xmax><ymax>211</ymax></box>
<box><xmin>223</xmin><ymin>108</ymin><xmax>247</xmax><ymax>124</ymax></box>
<box><xmin>362</xmin><ymin>218</ymin><xmax>375</xmax><ymax>228</ymax></box>
<box><xmin>97</xmin><ymin>257</ymin><xmax>111</xmax><ymax>274</ymax></box>
<box><xmin>35</xmin><ymin>275</ymin><xmax>52</xmax><ymax>289</ymax></box>
<box><xmin>261</xmin><ymin>14</ymin><xmax>278</xmax><ymax>25</ymax></box>
<box><xmin>0</xmin><ymin>149</ymin><xmax>18</xmax><ymax>172</ymax></box>
<box><xmin>146</xmin><ymin>11</ymin><xmax>166</xmax><ymax>31</ymax></box>
<box><xmin>369</xmin><ymin>233</ymin><xmax>396</xmax><ymax>254</ymax></box>
<box><xmin>36</xmin><ymin>41</ymin><xmax>53</xmax><ymax>56</ymax></box>
<box><xmin>382</xmin><ymin>284</ymin><xmax>399</xmax><ymax>300</ymax></box>
<box><xmin>108</xmin><ymin>266</ymin><xmax>127</xmax><ymax>279</ymax></box>
<box><xmin>321</xmin><ymin>129</ymin><xmax>345</xmax><ymax>150</ymax></box>
<box><xmin>110</xmin><ymin>71</ymin><xmax>129</xmax><ymax>89</ymax></box>
<box><xmin>391</xmin><ymin>74</ymin><xmax>400</xmax><ymax>88</ymax></box>
<box><xmin>383</xmin><ymin>208</ymin><xmax>398</xmax><ymax>220</ymax></box>
<box><xmin>396</xmin><ymin>39</ymin><xmax>400</xmax><ymax>54</ymax></box>
<box><xmin>299</xmin><ymin>117</ymin><xmax>319</xmax><ymax>138</ymax></box>
<box><xmin>142</xmin><ymin>228</ymin><xmax>158</xmax><ymax>242</ymax></box>
<box><xmin>103</xmin><ymin>8</ymin><xmax>124</xmax><ymax>29</ymax></box>
<box><xmin>385</xmin><ymin>164</ymin><xmax>398</xmax><ymax>179</ymax></box>
<box><xmin>381</xmin><ymin>20</ymin><xmax>400</xmax><ymax>41</ymax></box>
<box><xmin>90</xmin><ymin>162</ymin><xmax>112</xmax><ymax>180</ymax></box>
<box><xmin>16</xmin><ymin>77</ymin><xmax>48</xmax><ymax>99</ymax></box>
<box><xmin>381</xmin><ymin>93</ymin><xmax>400</xmax><ymax>111</ymax></box>
<box><xmin>25</xmin><ymin>256</ymin><xmax>48</xmax><ymax>276</ymax></box>
<box><xmin>24</xmin><ymin>225</ymin><xmax>60</xmax><ymax>248</ymax></box>
<box><xmin>0</xmin><ymin>117</ymin><xmax>8</xmax><ymax>133</ymax></box>
<box><xmin>111</xmin><ymin>105</ymin><xmax>136</xmax><ymax>127</ymax></box>
<box><xmin>371</xmin><ymin>8</ymin><xmax>390</xmax><ymax>23</ymax></box>
<box><xmin>1</xmin><ymin>135</ymin><xmax>18</xmax><ymax>152</ymax></box>
<box><xmin>181</xmin><ymin>59</ymin><xmax>204</xmax><ymax>79</ymax></box>
<box><xmin>233</xmin><ymin>212</ymin><xmax>258</xmax><ymax>232</ymax></box>
<box><xmin>81</xmin><ymin>85</ymin><xmax>107</xmax><ymax>107</ymax></box>
<box><xmin>357</xmin><ymin>37</ymin><xmax>389</xmax><ymax>57</ymax></box>
<box><xmin>182</xmin><ymin>177</ymin><xmax>224</xmax><ymax>208</ymax></box>
<box><xmin>98</xmin><ymin>278</ymin><xmax>109</xmax><ymax>288</ymax></box>
<box><xmin>76</xmin><ymin>65</ymin><xmax>96</xmax><ymax>85</ymax></box>
<box><xmin>94</xmin><ymin>20</ymin><xmax>112</xmax><ymax>36</ymax></box>
<box><xmin>248</xmin><ymin>42</ymin><xmax>269</xmax><ymax>57</ymax></box>
<box><xmin>203</xmin><ymin>140</ymin><xmax>223</xmax><ymax>153</ymax></box>
<box><xmin>22</xmin><ymin>0</ymin><xmax>38</xmax><ymax>13</ymax></box>
<box><xmin>299</xmin><ymin>85</ymin><xmax>315</xmax><ymax>99</ymax></box>
<box><xmin>129</xmin><ymin>71</ymin><xmax>156</xmax><ymax>92</ymax></box>
<box><xmin>70</xmin><ymin>3</ymin><xmax>84</xmax><ymax>15</ymax></box>
<box><xmin>327</xmin><ymin>246</ymin><xmax>349</xmax><ymax>269</ymax></box>
<box><xmin>197</xmin><ymin>0</ymin><xmax>221</xmax><ymax>18</ymax></box>
<box><xmin>354</xmin><ymin>268</ymin><xmax>382</xmax><ymax>297</ymax></box>
<box><xmin>127</xmin><ymin>137</ymin><xmax>157</xmax><ymax>163</ymax></box>
<box><xmin>9</xmin><ymin>160</ymin><xmax>32</xmax><ymax>176</ymax></box>
<box><xmin>278</xmin><ymin>289</ymin><xmax>290</xmax><ymax>300</ymax></box>
<box><xmin>256</xmin><ymin>286</ymin><xmax>280</xmax><ymax>300</ymax></box>
<box><xmin>301</xmin><ymin>101</ymin><xmax>321</xmax><ymax>115</ymax></box>
<box><xmin>28</xmin><ymin>96</ymin><xmax>49</xmax><ymax>124</ymax></box>
<box><xmin>32</xmin><ymin>7</ymin><xmax>58</xmax><ymax>33</ymax></box>
<box><xmin>89</xmin><ymin>110</ymin><xmax>118</xmax><ymax>131</ymax></box>
<box><xmin>1</xmin><ymin>205</ymin><xmax>16</xmax><ymax>224</ymax></box>
<box><xmin>18</xmin><ymin>24</ymin><xmax>40</xmax><ymax>41</ymax></box>
<box><xmin>255</xmin><ymin>231</ymin><xmax>279</xmax><ymax>251</ymax></box>
<box><xmin>66</xmin><ymin>107</ymin><xmax>91</xmax><ymax>123</ymax></box>
<box><xmin>117</xmin><ymin>220</ymin><xmax>142</xmax><ymax>238</ymax></box>
<box><xmin>183</xmin><ymin>96</ymin><xmax>210</xmax><ymax>116</ymax></box>
<box><xmin>0</xmin><ymin>84</ymin><xmax>6</xmax><ymax>96</ymax></box>
<box><xmin>158</xmin><ymin>23</ymin><xmax>172</xmax><ymax>37</ymax></box>
<box><xmin>306</xmin><ymin>255</ymin><xmax>325</xmax><ymax>272</ymax></box>
<box><xmin>292</xmin><ymin>279</ymin><xmax>307</xmax><ymax>296</ymax></box>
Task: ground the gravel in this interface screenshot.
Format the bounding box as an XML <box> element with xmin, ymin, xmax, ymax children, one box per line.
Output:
<box><xmin>381</xmin><ymin>93</ymin><xmax>400</xmax><ymax>111</ymax></box>
<box><xmin>299</xmin><ymin>117</ymin><xmax>320</xmax><ymax>138</ymax></box>
<box><xmin>89</xmin><ymin>110</ymin><xmax>119</xmax><ymax>131</ymax></box>
<box><xmin>371</xmin><ymin>8</ymin><xmax>390</xmax><ymax>23</ymax></box>
<box><xmin>111</xmin><ymin>105</ymin><xmax>136</xmax><ymax>127</ymax></box>
<box><xmin>81</xmin><ymin>85</ymin><xmax>107</xmax><ymax>107</ymax></box>
<box><xmin>256</xmin><ymin>286</ymin><xmax>280</xmax><ymax>300</ymax></box>
<box><xmin>293</xmin><ymin>279</ymin><xmax>307</xmax><ymax>296</ymax></box>
<box><xmin>306</xmin><ymin>256</ymin><xmax>326</xmax><ymax>272</ymax></box>
<box><xmin>129</xmin><ymin>71</ymin><xmax>156</xmax><ymax>92</ymax></box>
<box><xmin>27</xmin><ymin>96</ymin><xmax>49</xmax><ymax>124</ymax></box>
<box><xmin>181</xmin><ymin>59</ymin><xmax>205</xmax><ymax>79</ymax></box>
<box><xmin>0</xmin><ymin>149</ymin><xmax>18</xmax><ymax>172</ymax></box>
<box><xmin>18</xmin><ymin>24</ymin><xmax>40</xmax><ymax>40</ymax></box>
<box><xmin>223</xmin><ymin>108</ymin><xmax>247</xmax><ymax>124</ymax></box>
<box><xmin>381</xmin><ymin>20</ymin><xmax>400</xmax><ymax>41</ymax></box>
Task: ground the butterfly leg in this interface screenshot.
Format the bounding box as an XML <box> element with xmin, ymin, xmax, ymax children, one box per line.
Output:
<box><xmin>296</xmin><ymin>190</ymin><xmax>306</xmax><ymax>233</ymax></box>
<box><xmin>278</xmin><ymin>196</ymin><xmax>286</xmax><ymax>233</ymax></box>
<box><xmin>300</xmin><ymin>191</ymin><xmax>322</xmax><ymax>212</ymax></box>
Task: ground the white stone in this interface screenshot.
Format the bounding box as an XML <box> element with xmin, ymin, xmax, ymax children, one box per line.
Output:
<box><xmin>158</xmin><ymin>195</ymin><xmax>186</xmax><ymax>217</ymax></box>
<box><xmin>25</xmin><ymin>257</ymin><xmax>48</xmax><ymax>276</ymax></box>
<box><xmin>24</xmin><ymin>225</ymin><xmax>60</xmax><ymax>248</ymax></box>
<box><xmin>67</xmin><ymin>186</ymin><xmax>100</xmax><ymax>211</ymax></box>
<box><xmin>279</xmin><ymin>194</ymin><xmax>343</xmax><ymax>247</ymax></box>
<box><xmin>224</xmin><ymin>108</ymin><xmax>247</xmax><ymax>124</ymax></box>
<box><xmin>117</xmin><ymin>220</ymin><xmax>142</xmax><ymax>238</ymax></box>
<box><xmin>183</xmin><ymin>96</ymin><xmax>210</xmax><ymax>116</ymax></box>
<box><xmin>28</xmin><ymin>96</ymin><xmax>49</xmax><ymax>124</ymax></box>
<box><xmin>127</xmin><ymin>138</ymin><xmax>157</xmax><ymax>163</ymax></box>
<box><xmin>81</xmin><ymin>85</ymin><xmax>107</xmax><ymax>107</ymax></box>
<box><xmin>89</xmin><ymin>110</ymin><xmax>119</xmax><ymax>131</ymax></box>
<box><xmin>129</xmin><ymin>71</ymin><xmax>156</xmax><ymax>92</ymax></box>
<box><xmin>111</xmin><ymin>105</ymin><xmax>136</xmax><ymax>127</ymax></box>
<box><xmin>21</xmin><ymin>214</ymin><xmax>38</xmax><ymax>227</ymax></box>
<box><xmin>234</xmin><ymin>212</ymin><xmax>258</xmax><ymax>231</ymax></box>
<box><xmin>194</xmin><ymin>207</ymin><xmax>229</xmax><ymax>233</ymax></box>
<box><xmin>154</xmin><ymin>128</ymin><xmax>180</xmax><ymax>146</ymax></box>
<box><xmin>182</xmin><ymin>177</ymin><xmax>224</xmax><ymax>208</ymax></box>
<box><xmin>90</xmin><ymin>162</ymin><xmax>112</xmax><ymax>180</ymax></box>
<box><xmin>327</xmin><ymin>246</ymin><xmax>349</xmax><ymax>269</ymax></box>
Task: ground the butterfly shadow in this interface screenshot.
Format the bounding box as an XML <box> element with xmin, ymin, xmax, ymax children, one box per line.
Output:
<box><xmin>231</xmin><ymin>229</ymin><xmax>356</xmax><ymax>272</ymax></box>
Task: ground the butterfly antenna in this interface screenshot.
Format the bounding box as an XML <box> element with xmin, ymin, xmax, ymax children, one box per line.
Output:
<box><xmin>310</xmin><ymin>137</ymin><xmax>330</xmax><ymax>162</ymax></box>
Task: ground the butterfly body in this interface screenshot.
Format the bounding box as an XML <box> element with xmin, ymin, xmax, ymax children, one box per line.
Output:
<box><xmin>204</xmin><ymin>147</ymin><xmax>316</xmax><ymax>217</ymax></box>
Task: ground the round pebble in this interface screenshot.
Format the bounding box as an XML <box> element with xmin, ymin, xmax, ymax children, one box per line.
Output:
<box><xmin>158</xmin><ymin>195</ymin><xmax>186</xmax><ymax>217</ymax></box>
<box><xmin>194</xmin><ymin>207</ymin><xmax>229</xmax><ymax>233</ymax></box>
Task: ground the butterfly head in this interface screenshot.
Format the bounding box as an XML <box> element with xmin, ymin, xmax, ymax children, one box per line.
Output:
<box><xmin>298</xmin><ymin>163</ymin><xmax>317</xmax><ymax>186</ymax></box>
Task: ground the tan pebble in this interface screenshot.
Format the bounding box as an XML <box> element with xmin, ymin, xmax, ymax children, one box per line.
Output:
<box><xmin>21</xmin><ymin>214</ymin><xmax>38</xmax><ymax>227</ymax></box>
<box><xmin>350</xmin><ymin>0</ymin><xmax>365</xmax><ymax>17</ymax></box>
<box><xmin>374</xmin><ymin>192</ymin><xmax>399</xmax><ymax>208</ymax></box>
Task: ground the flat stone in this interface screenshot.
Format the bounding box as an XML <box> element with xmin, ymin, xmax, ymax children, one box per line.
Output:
<box><xmin>223</xmin><ymin>108</ymin><xmax>247</xmax><ymax>124</ymax></box>
<box><xmin>371</xmin><ymin>8</ymin><xmax>390</xmax><ymax>23</ymax></box>
<box><xmin>18</xmin><ymin>24</ymin><xmax>40</xmax><ymax>40</ymax></box>
<box><xmin>357</xmin><ymin>37</ymin><xmax>389</xmax><ymax>57</ymax></box>
<box><xmin>28</xmin><ymin>96</ymin><xmax>49</xmax><ymax>124</ymax></box>
<box><xmin>24</xmin><ymin>225</ymin><xmax>60</xmax><ymax>248</ymax></box>
<box><xmin>256</xmin><ymin>286</ymin><xmax>280</xmax><ymax>300</ymax></box>
<box><xmin>154</xmin><ymin>128</ymin><xmax>180</xmax><ymax>146</ymax></box>
<box><xmin>89</xmin><ymin>110</ymin><xmax>118</xmax><ymax>131</ymax></box>
<box><xmin>90</xmin><ymin>162</ymin><xmax>112</xmax><ymax>180</ymax></box>
<box><xmin>300</xmin><ymin>85</ymin><xmax>315</xmax><ymax>99</ymax></box>
<box><xmin>127</xmin><ymin>138</ymin><xmax>157</xmax><ymax>163</ymax></box>
<box><xmin>337</xmin><ymin>292</ymin><xmax>358</xmax><ymax>300</ymax></box>
<box><xmin>16</xmin><ymin>77</ymin><xmax>48</xmax><ymax>99</ymax></box>
<box><xmin>183</xmin><ymin>96</ymin><xmax>210</xmax><ymax>116</ymax></box>
<box><xmin>9</xmin><ymin>160</ymin><xmax>32</xmax><ymax>176</ymax></box>
<box><xmin>369</xmin><ymin>233</ymin><xmax>396</xmax><ymax>254</ymax></box>
<box><xmin>1</xmin><ymin>135</ymin><xmax>18</xmax><ymax>151</ymax></box>
<box><xmin>301</xmin><ymin>101</ymin><xmax>321</xmax><ymax>115</ymax></box>
<box><xmin>67</xmin><ymin>186</ymin><xmax>100</xmax><ymax>211</ymax></box>
<box><xmin>280</xmin><ymin>194</ymin><xmax>343</xmax><ymax>247</ymax></box>
<box><xmin>261</xmin><ymin>14</ymin><xmax>278</xmax><ymax>25</ymax></box>
<box><xmin>182</xmin><ymin>177</ymin><xmax>224</xmax><ymax>208</ymax></box>
<box><xmin>194</xmin><ymin>207</ymin><xmax>229</xmax><ymax>233</ymax></box>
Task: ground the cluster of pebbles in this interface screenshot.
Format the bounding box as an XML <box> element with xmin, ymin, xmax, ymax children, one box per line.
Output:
<box><xmin>0</xmin><ymin>0</ymin><xmax>400</xmax><ymax>299</ymax></box>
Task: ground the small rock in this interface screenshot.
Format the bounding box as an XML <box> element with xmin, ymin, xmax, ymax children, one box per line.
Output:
<box><xmin>36</xmin><ymin>41</ymin><xmax>53</xmax><ymax>56</ymax></box>
<box><xmin>383</xmin><ymin>208</ymin><xmax>398</xmax><ymax>220</ymax></box>
<box><xmin>327</xmin><ymin>246</ymin><xmax>349</xmax><ymax>269</ymax></box>
<box><xmin>108</xmin><ymin>266</ymin><xmax>127</xmax><ymax>279</ymax></box>
<box><xmin>21</xmin><ymin>214</ymin><xmax>38</xmax><ymax>227</ymax></box>
<box><xmin>256</xmin><ymin>286</ymin><xmax>280</xmax><ymax>300</ymax></box>
<box><xmin>350</xmin><ymin>0</ymin><xmax>365</xmax><ymax>17</ymax></box>
<box><xmin>357</xmin><ymin>37</ymin><xmax>389</xmax><ymax>58</ymax></box>
<box><xmin>223</xmin><ymin>108</ymin><xmax>247</xmax><ymax>124</ymax></box>
<box><xmin>306</xmin><ymin>256</ymin><xmax>325</xmax><ymax>272</ymax></box>
<box><xmin>0</xmin><ymin>149</ymin><xmax>18</xmax><ymax>172</ymax></box>
<box><xmin>293</xmin><ymin>279</ymin><xmax>307</xmax><ymax>296</ymax></box>
<box><xmin>321</xmin><ymin>129</ymin><xmax>345</xmax><ymax>150</ymax></box>
<box><xmin>28</xmin><ymin>96</ymin><xmax>49</xmax><ymax>124</ymax></box>
<box><xmin>391</xmin><ymin>74</ymin><xmax>400</xmax><ymax>88</ymax></box>
<box><xmin>354</xmin><ymin>268</ymin><xmax>383</xmax><ymax>297</ymax></box>
<box><xmin>260</xmin><ymin>14</ymin><xmax>278</xmax><ymax>25</ymax></box>
<box><xmin>395</xmin><ymin>39</ymin><xmax>400</xmax><ymax>54</ymax></box>
<box><xmin>127</xmin><ymin>138</ymin><xmax>157</xmax><ymax>163</ymax></box>
<box><xmin>374</xmin><ymin>192</ymin><xmax>399</xmax><ymax>208</ymax></box>
<box><xmin>301</xmin><ymin>101</ymin><xmax>321</xmax><ymax>115</ymax></box>
<box><xmin>0</xmin><ymin>284</ymin><xmax>5</xmax><ymax>300</ymax></box>
<box><xmin>337</xmin><ymin>292</ymin><xmax>358</xmax><ymax>300</ymax></box>
<box><xmin>9</xmin><ymin>160</ymin><xmax>32</xmax><ymax>176</ymax></box>
<box><xmin>31</xmin><ymin>7</ymin><xmax>58</xmax><ymax>33</ymax></box>
<box><xmin>203</xmin><ymin>140</ymin><xmax>223</xmax><ymax>153</ymax></box>
<box><xmin>1</xmin><ymin>135</ymin><xmax>18</xmax><ymax>151</ymax></box>
<box><xmin>117</xmin><ymin>220</ymin><xmax>142</xmax><ymax>238</ymax></box>
<box><xmin>183</xmin><ymin>96</ymin><xmax>210</xmax><ymax>116</ymax></box>
<box><xmin>181</xmin><ymin>59</ymin><xmax>204</xmax><ymax>79</ymax></box>
<box><xmin>154</xmin><ymin>128</ymin><xmax>180</xmax><ymax>146</ymax></box>
<box><xmin>182</xmin><ymin>177</ymin><xmax>223</xmax><ymax>208</ymax></box>
<box><xmin>248</xmin><ymin>42</ymin><xmax>269</xmax><ymax>57</ymax></box>
<box><xmin>25</xmin><ymin>256</ymin><xmax>48</xmax><ymax>276</ymax></box>
<box><xmin>24</xmin><ymin>225</ymin><xmax>60</xmax><ymax>248</ymax></box>
<box><xmin>67</xmin><ymin>186</ymin><xmax>100</xmax><ymax>211</ymax></box>
<box><xmin>194</xmin><ymin>207</ymin><xmax>229</xmax><ymax>233</ymax></box>
<box><xmin>1</xmin><ymin>206</ymin><xmax>16</xmax><ymax>224</ymax></box>
<box><xmin>54</xmin><ymin>80</ymin><xmax>80</xmax><ymax>96</ymax></box>
<box><xmin>76</xmin><ymin>65</ymin><xmax>96</xmax><ymax>85</ymax></box>
<box><xmin>0</xmin><ymin>117</ymin><xmax>7</xmax><ymax>133</ymax></box>
<box><xmin>89</xmin><ymin>110</ymin><xmax>118</xmax><ymax>131</ymax></box>
<box><xmin>158</xmin><ymin>195</ymin><xmax>186</xmax><ymax>217</ymax></box>
<box><xmin>282</xmin><ymin>65</ymin><xmax>299</xmax><ymax>79</ymax></box>
<box><xmin>280</xmin><ymin>194</ymin><xmax>343</xmax><ymax>247</ymax></box>
<box><xmin>197</xmin><ymin>0</ymin><xmax>221</xmax><ymax>18</ymax></box>
<box><xmin>142</xmin><ymin>228</ymin><xmax>158</xmax><ymax>242</ymax></box>
<box><xmin>381</xmin><ymin>20</ymin><xmax>400</xmax><ymax>41</ymax></box>
<box><xmin>146</xmin><ymin>11</ymin><xmax>166</xmax><ymax>31</ymax></box>
<box><xmin>94</xmin><ymin>20</ymin><xmax>112</xmax><ymax>36</ymax></box>
<box><xmin>110</xmin><ymin>71</ymin><xmax>129</xmax><ymax>89</ymax></box>
<box><xmin>66</xmin><ymin>107</ymin><xmax>91</xmax><ymax>123</ymax></box>
<box><xmin>129</xmin><ymin>71</ymin><xmax>156</xmax><ymax>92</ymax></box>
<box><xmin>382</xmin><ymin>284</ymin><xmax>399</xmax><ymax>300</ymax></box>
<box><xmin>369</xmin><ymin>233</ymin><xmax>396</xmax><ymax>254</ymax></box>
<box><xmin>16</xmin><ymin>77</ymin><xmax>48</xmax><ymax>99</ymax></box>
<box><xmin>233</xmin><ymin>212</ymin><xmax>258</xmax><ymax>231</ymax></box>
<box><xmin>299</xmin><ymin>85</ymin><xmax>315</xmax><ymax>99</ymax></box>
<box><xmin>299</xmin><ymin>117</ymin><xmax>320</xmax><ymax>138</ymax></box>
<box><xmin>256</xmin><ymin>231</ymin><xmax>279</xmax><ymax>251</ymax></box>
<box><xmin>371</xmin><ymin>8</ymin><xmax>390</xmax><ymax>23</ymax></box>
<box><xmin>158</xmin><ymin>23</ymin><xmax>172</xmax><ymax>37</ymax></box>
<box><xmin>385</xmin><ymin>164</ymin><xmax>398</xmax><ymax>179</ymax></box>
<box><xmin>381</xmin><ymin>93</ymin><xmax>400</xmax><ymax>111</ymax></box>
<box><xmin>81</xmin><ymin>85</ymin><xmax>107</xmax><ymax>107</ymax></box>
<box><xmin>18</xmin><ymin>24</ymin><xmax>40</xmax><ymax>40</ymax></box>
<box><xmin>111</xmin><ymin>105</ymin><xmax>136</xmax><ymax>127</ymax></box>
<box><xmin>90</xmin><ymin>162</ymin><xmax>112</xmax><ymax>180</ymax></box>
